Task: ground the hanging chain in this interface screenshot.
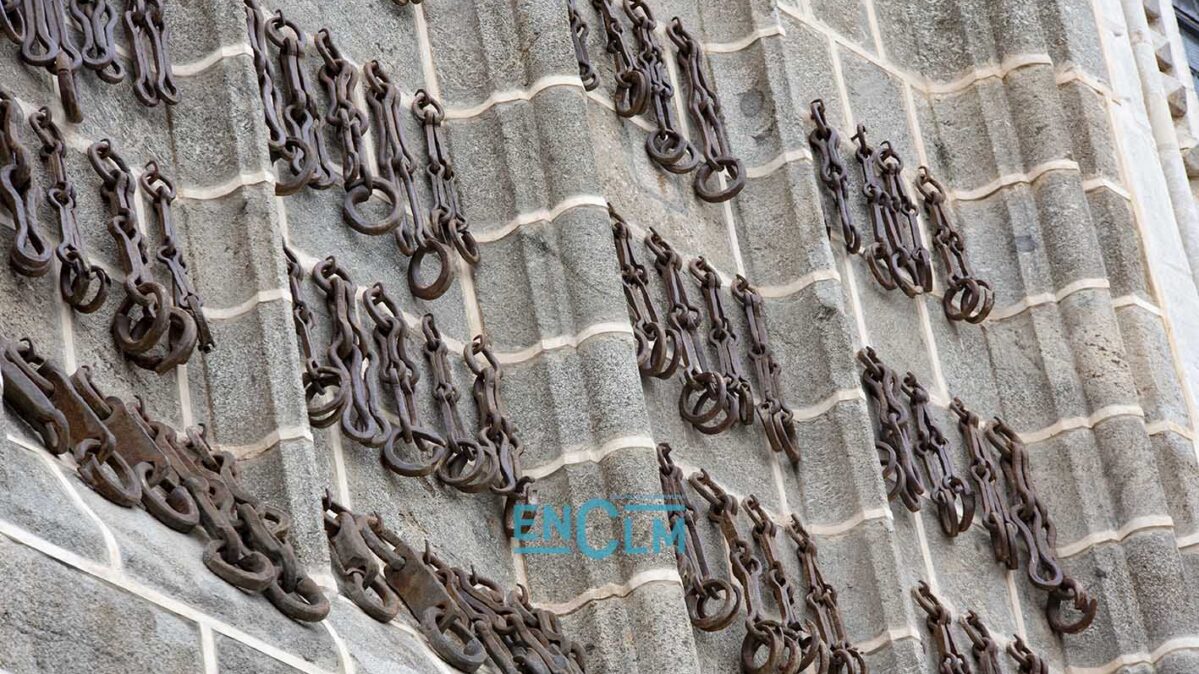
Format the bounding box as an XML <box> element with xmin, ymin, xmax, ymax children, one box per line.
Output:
<box><xmin>902</xmin><ymin>373</ymin><xmax>975</xmax><ymax>537</ymax></box>
<box><xmin>852</xmin><ymin>126</ymin><xmax>928</xmax><ymax>296</ymax></box>
<box><xmin>732</xmin><ymin>275</ymin><xmax>800</xmax><ymax>464</ymax></box>
<box><xmin>567</xmin><ymin>0</ymin><xmax>598</xmax><ymax>91</ymax></box>
<box><xmin>857</xmin><ymin>347</ymin><xmax>925</xmax><ymax>510</ymax></box>
<box><xmin>915</xmin><ymin>167</ymin><xmax>994</xmax><ymax>323</ymax></box>
<box><xmin>465</xmin><ymin>334</ymin><xmax>525</xmax><ymax>498</ymax></box>
<box><xmin>123</xmin><ymin>0</ymin><xmax>177</xmax><ymax>106</ymax></box>
<box><xmin>70</xmin><ymin>0</ymin><xmax>123</xmax><ymax>83</ymax></box>
<box><xmin>284</xmin><ymin>246</ymin><xmax>352</xmax><ymax>429</ymax></box>
<box><xmin>244</xmin><ymin>0</ymin><xmax>289</xmax><ymax>165</ymax></box>
<box><xmin>30</xmin><ymin>106</ymin><xmax>109</xmax><ymax>312</ymax></box>
<box><xmin>785</xmin><ymin>515</ymin><xmax>867</xmax><ymax>674</ymax></box>
<box><xmin>624</xmin><ymin>0</ymin><xmax>698</xmax><ymax>174</ymax></box>
<box><xmin>1</xmin><ymin>91</ymin><xmax>52</xmax><ymax>277</ymax></box>
<box><xmin>590</xmin><ymin>0</ymin><xmax>647</xmax><ymax>117</ymax></box>
<box><xmin>610</xmin><ymin>206</ymin><xmax>680</xmax><ymax>379</ymax></box>
<box><xmin>413</xmin><ymin>89</ymin><xmax>477</xmax><ymax>269</ymax></box>
<box><xmin>950</xmin><ymin>398</ymin><xmax>1020</xmax><ymax>569</ymax></box>
<box><xmin>808</xmin><ymin>100</ymin><xmax>860</xmax><ymax>254</ymax></box>
<box><xmin>323</xmin><ymin>493</ymin><xmax>401</xmax><ymax>623</ymax></box>
<box><xmin>690</xmin><ymin>257</ymin><xmax>753</xmax><ymax>429</ymax></box>
<box><xmin>876</xmin><ymin>142</ymin><xmax>932</xmax><ymax>293</ymax></box>
<box><xmin>10</xmin><ymin>0</ymin><xmax>83</xmax><ymax>121</ymax></box>
<box><xmin>666</xmin><ymin>17</ymin><xmax>745</xmax><ymax>202</ymax></box>
<box><xmin>140</xmin><ymin>161</ymin><xmax>213</xmax><ymax>352</ymax></box>
<box><xmin>959</xmin><ymin>612</ymin><xmax>1002</xmax><ymax>674</ymax></box>
<box><xmin>912</xmin><ymin>582</ymin><xmax>971</xmax><ymax>674</ymax></box>
<box><xmin>1007</xmin><ymin>636</ymin><xmax>1048</xmax><ymax>674</ymax></box>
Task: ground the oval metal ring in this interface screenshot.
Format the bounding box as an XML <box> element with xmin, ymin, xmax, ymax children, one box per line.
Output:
<box><xmin>343</xmin><ymin>177</ymin><xmax>403</xmax><ymax>236</ymax></box>
<box><xmin>408</xmin><ymin>238</ymin><xmax>454</xmax><ymax>301</ymax></box>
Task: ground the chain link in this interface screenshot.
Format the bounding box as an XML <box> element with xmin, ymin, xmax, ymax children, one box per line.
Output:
<box><xmin>610</xmin><ymin>206</ymin><xmax>680</xmax><ymax>378</ymax></box>
<box><xmin>1</xmin><ymin>91</ymin><xmax>51</xmax><ymax>277</ymax></box>
<box><xmin>916</xmin><ymin>166</ymin><xmax>994</xmax><ymax>323</ymax></box>
<box><xmin>808</xmin><ymin>100</ymin><xmax>861</xmax><ymax>254</ymax></box>
<box><xmin>912</xmin><ymin>582</ymin><xmax>971</xmax><ymax>674</ymax></box>
<box><xmin>624</xmin><ymin>0</ymin><xmax>698</xmax><ymax>174</ymax></box>
<box><xmin>567</xmin><ymin>0</ymin><xmax>598</xmax><ymax>91</ymax></box>
<box><xmin>124</xmin><ymin>0</ymin><xmax>177</xmax><ymax>106</ymax></box>
<box><xmin>902</xmin><ymin>373</ymin><xmax>975</xmax><ymax>537</ymax></box>
<box><xmin>857</xmin><ymin>347</ymin><xmax>925</xmax><ymax>510</ymax></box>
<box><xmin>732</xmin><ymin>275</ymin><xmax>800</xmax><ymax>464</ymax></box>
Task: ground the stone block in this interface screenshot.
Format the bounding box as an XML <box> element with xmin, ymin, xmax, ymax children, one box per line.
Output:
<box><xmin>764</xmin><ymin>280</ymin><xmax>860</xmax><ymax>407</ymax></box>
<box><xmin>1057</xmin><ymin>81</ymin><xmax>1121</xmax><ymax>182</ymax></box>
<box><xmin>1088</xmin><ymin>187</ymin><xmax>1152</xmax><ymax>301</ymax></box>
<box><xmin>216</xmin><ymin>636</ymin><xmax>307</xmax><ymax>674</ymax></box>
<box><xmin>327</xmin><ymin>598</ymin><xmax>443</xmax><ymax>674</ymax></box>
<box><xmin>837</xmin><ymin>50</ymin><xmax>917</xmax><ymax>162</ymax></box>
<box><xmin>811</xmin><ymin>0</ymin><xmax>874</xmax><ymax>54</ymax></box>
<box><xmin>921</xmin><ymin>79</ymin><xmax>1021</xmax><ymax>192</ymax></box>
<box><xmin>166</xmin><ymin>0</ymin><xmax>250</xmax><ymax>66</ymax></box>
<box><xmin>1151</xmin><ymin>431</ymin><xmax>1199</xmax><ymax>539</ymax></box>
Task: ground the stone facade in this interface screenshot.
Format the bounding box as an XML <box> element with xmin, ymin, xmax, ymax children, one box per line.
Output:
<box><xmin>2</xmin><ymin>0</ymin><xmax>1199</xmax><ymax>673</ymax></box>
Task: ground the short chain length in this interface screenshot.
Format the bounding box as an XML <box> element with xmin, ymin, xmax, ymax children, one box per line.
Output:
<box><xmin>284</xmin><ymin>246</ymin><xmax>352</xmax><ymax>429</ymax></box>
<box><xmin>610</xmin><ymin>206</ymin><xmax>680</xmax><ymax>379</ymax></box>
<box><xmin>690</xmin><ymin>257</ymin><xmax>753</xmax><ymax>429</ymax></box>
<box><xmin>624</xmin><ymin>0</ymin><xmax>699</xmax><ymax>174</ymax></box>
<box><xmin>70</xmin><ymin>0</ymin><xmax>123</xmax><ymax>83</ymax></box>
<box><xmin>902</xmin><ymin>373</ymin><xmax>975</xmax><ymax>537</ymax></box>
<box><xmin>124</xmin><ymin>0</ymin><xmax>178</xmax><ymax>107</ymax></box>
<box><xmin>590</xmin><ymin>0</ymin><xmax>647</xmax><ymax>117</ymax></box>
<box><xmin>567</xmin><ymin>0</ymin><xmax>598</xmax><ymax>91</ymax></box>
<box><xmin>951</xmin><ymin>398</ymin><xmax>1020</xmax><ymax>569</ymax></box>
<box><xmin>413</xmin><ymin>89</ymin><xmax>477</xmax><ymax>269</ymax></box>
<box><xmin>959</xmin><ymin>611</ymin><xmax>1002</xmax><ymax>674</ymax></box>
<box><xmin>915</xmin><ymin>167</ymin><xmax>994</xmax><ymax>323</ymax></box>
<box><xmin>465</xmin><ymin>334</ymin><xmax>525</xmax><ymax>498</ymax></box>
<box><xmin>9</xmin><ymin>0</ymin><xmax>84</xmax><ymax>121</ymax></box>
<box><xmin>1</xmin><ymin>91</ymin><xmax>52</xmax><ymax>277</ymax></box>
<box><xmin>732</xmin><ymin>275</ymin><xmax>800</xmax><ymax>464</ymax></box>
<box><xmin>808</xmin><ymin>99</ymin><xmax>860</xmax><ymax>254</ymax></box>
<box><xmin>857</xmin><ymin>347</ymin><xmax>924</xmax><ymax>510</ymax></box>
<box><xmin>912</xmin><ymin>582</ymin><xmax>971</xmax><ymax>674</ymax></box>
<box><xmin>785</xmin><ymin>515</ymin><xmax>867</xmax><ymax>674</ymax></box>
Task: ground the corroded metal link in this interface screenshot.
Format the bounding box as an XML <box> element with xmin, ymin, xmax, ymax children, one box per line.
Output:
<box><xmin>567</xmin><ymin>0</ymin><xmax>597</xmax><ymax>91</ymax></box>
<box><xmin>465</xmin><ymin>334</ymin><xmax>524</xmax><ymax>498</ymax></box>
<box><xmin>877</xmin><ymin>143</ymin><xmax>932</xmax><ymax>293</ymax></box>
<box><xmin>11</xmin><ymin>0</ymin><xmax>83</xmax><ymax>122</ymax></box>
<box><xmin>315</xmin><ymin>29</ymin><xmax>402</xmax><ymax>237</ymax></box>
<box><xmin>624</xmin><ymin>0</ymin><xmax>699</xmax><ymax>175</ymax></box>
<box><xmin>912</xmin><ymin>582</ymin><xmax>971</xmax><ymax>674</ymax></box>
<box><xmin>808</xmin><ymin>100</ymin><xmax>860</xmax><ymax>254</ymax></box>
<box><xmin>243</xmin><ymin>0</ymin><xmax>289</xmax><ymax>158</ymax></box>
<box><xmin>0</xmin><ymin>0</ymin><xmax>23</xmax><ymax>41</ymax></box>
<box><xmin>646</xmin><ymin>229</ymin><xmax>736</xmax><ymax>435</ymax></box>
<box><xmin>902</xmin><ymin>373</ymin><xmax>975</xmax><ymax>537</ymax></box>
<box><xmin>323</xmin><ymin>493</ymin><xmax>401</xmax><ymax>623</ymax></box>
<box><xmin>124</xmin><ymin>0</ymin><xmax>177</xmax><ymax>107</ymax></box>
<box><xmin>1007</xmin><ymin>636</ymin><xmax>1048</xmax><ymax>674</ymax></box>
<box><xmin>690</xmin><ymin>257</ymin><xmax>753</xmax><ymax>429</ymax></box>
<box><xmin>732</xmin><ymin>275</ymin><xmax>800</xmax><ymax>464</ymax></box>
<box><xmin>852</xmin><ymin>127</ymin><xmax>928</xmax><ymax>297</ymax></box>
<box><xmin>30</xmin><ymin>107</ymin><xmax>109</xmax><ymax>313</ymax></box>
<box><xmin>312</xmin><ymin>256</ymin><xmax>391</xmax><ymax>447</ymax></box>
<box><xmin>413</xmin><ymin>88</ymin><xmax>476</xmax><ymax>271</ymax></box>
<box><xmin>666</xmin><ymin>18</ymin><xmax>745</xmax><ymax>203</ymax></box>
<box><xmin>610</xmin><ymin>206</ymin><xmax>680</xmax><ymax>379</ymax></box>
<box><xmin>141</xmin><ymin>161</ymin><xmax>213</xmax><ymax>352</ymax></box>
<box><xmin>363</xmin><ymin>282</ymin><xmax>448</xmax><ymax>477</ymax></box>
<box><xmin>284</xmin><ymin>246</ymin><xmax>352</xmax><ymax>428</ymax></box>
<box><xmin>857</xmin><ymin>347</ymin><xmax>924</xmax><ymax>511</ymax></box>
<box><xmin>959</xmin><ymin>611</ymin><xmax>1002</xmax><ymax>674</ymax></box>
<box><xmin>422</xmin><ymin>314</ymin><xmax>500</xmax><ymax>493</ymax></box>
<box><xmin>89</xmin><ymin>139</ymin><xmax>197</xmax><ymax>373</ymax></box>
<box><xmin>1</xmin><ymin>91</ymin><xmax>52</xmax><ymax>278</ymax></box>
<box><xmin>950</xmin><ymin>398</ymin><xmax>1020</xmax><ymax>569</ymax></box>
<box><xmin>986</xmin><ymin>419</ymin><xmax>1097</xmax><ymax>635</ymax></box>
<box><xmin>590</xmin><ymin>0</ymin><xmax>647</xmax><ymax>117</ymax></box>
<box><xmin>785</xmin><ymin>515</ymin><xmax>867</xmax><ymax>674</ymax></box>
<box><xmin>1</xmin><ymin>339</ymin><xmax>70</xmax><ymax>455</ymax></box>
<box><xmin>916</xmin><ymin>167</ymin><xmax>994</xmax><ymax>324</ymax></box>
<box><xmin>70</xmin><ymin>0</ymin><xmax>123</xmax><ymax>82</ymax></box>
<box><xmin>656</xmin><ymin>444</ymin><xmax>741</xmax><ymax>632</ymax></box>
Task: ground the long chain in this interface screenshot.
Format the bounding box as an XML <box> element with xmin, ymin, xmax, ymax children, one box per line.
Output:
<box><xmin>902</xmin><ymin>373</ymin><xmax>975</xmax><ymax>537</ymax></box>
<box><xmin>610</xmin><ymin>206</ymin><xmax>680</xmax><ymax>379</ymax></box>
<box><xmin>567</xmin><ymin>0</ymin><xmax>598</xmax><ymax>91</ymax></box>
<box><xmin>786</xmin><ymin>515</ymin><xmax>867</xmax><ymax>674</ymax></box>
<box><xmin>951</xmin><ymin>398</ymin><xmax>1020</xmax><ymax>568</ymax></box>
<box><xmin>465</xmin><ymin>334</ymin><xmax>524</xmax><ymax>498</ymax></box>
<box><xmin>284</xmin><ymin>246</ymin><xmax>352</xmax><ymax>429</ymax></box>
<box><xmin>1</xmin><ymin>90</ymin><xmax>52</xmax><ymax>278</ymax></box>
<box><xmin>124</xmin><ymin>0</ymin><xmax>177</xmax><ymax>106</ymax></box>
<box><xmin>12</xmin><ymin>0</ymin><xmax>83</xmax><ymax>121</ymax></box>
<box><xmin>732</xmin><ymin>275</ymin><xmax>800</xmax><ymax>464</ymax></box>
<box><xmin>857</xmin><ymin>347</ymin><xmax>925</xmax><ymax>510</ymax></box>
<box><xmin>70</xmin><ymin>0</ymin><xmax>123</xmax><ymax>83</ymax></box>
<box><xmin>590</xmin><ymin>0</ymin><xmax>647</xmax><ymax>117</ymax></box>
<box><xmin>413</xmin><ymin>89</ymin><xmax>477</xmax><ymax>268</ymax></box>
<box><xmin>690</xmin><ymin>257</ymin><xmax>753</xmax><ymax>429</ymax></box>
<box><xmin>808</xmin><ymin>99</ymin><xmax>860</xmax><ymax>254</ymax></box>
<box><xmin>624</xmin><ymin>0</ymin><xmax>698</xmax><ymax>174</ymax></box>
<box><xmin>912</xmin><ymin>582</ymin><xmax>971</xmax><ymax>674</ymax></box>
<box><xmin>916</xmin><ymin>167</ymin><xmax>994</xmax><ymax>323</ymax></box>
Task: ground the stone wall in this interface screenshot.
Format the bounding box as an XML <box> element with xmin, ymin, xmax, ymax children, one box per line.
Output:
<box><xmin>2</xmin><ymin>0</ymin><xmax>1199</xmax><ymax>673</ymax></box>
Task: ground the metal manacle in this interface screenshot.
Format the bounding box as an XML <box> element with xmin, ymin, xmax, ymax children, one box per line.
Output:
<box><xmin>959</xmin><ymin>611</ymin><xmax>1002</xmax><ymax>674</ymax></box>
<box><xmin>689</xmin><ymin>470</ymin><xmax>812</xmax><ymax>674</ymax></box>
<box><xmin>732</xmin><ymin>275</ymin><xmax>800</xmax><ymax>464</ymax></box>
<box><xmin>123</xmin><ymin>0</ymin><xmax>177</xmax><ymax>106</ymax></box>
<box><xmin>590</xmin><ymin>0</ymin><xmax>648</xmax><ymax>117</ymax></box>
<box><xmin>311</xmin><ymin>256</ymin><xmax>391</xmax><ymax>447</ymax></box>
<box><xmin>1</xmin><ymin>92</ymin><xmax>52</xmax><ymax>278</ymax></box>
<box><xmin>567</xmin><ymin>0</ymin><xmax>598</xmax><ymax>91</ymax></box>
<box><xmin>912</xmin><ymin>582</ymin><xmax>971</xmax><ymax>674</ymax></box>
<box><xmin>1007</xmin><ymin>636</ymin><xmax>1048</xmax><ymax>674</ymax></box>
<box><xmin>852</xmin><ymin>126</ymin><xmax>929</xmax><ymax>296</ymax></box>
<box><xmin>422</xmin><ymin>314</ymin><xmax>500</xmax><ymax>493</ymax></box>
<box><xmin>656</xmin><ymin>444</ymin><xmax>741</xmax><ymax>632</ymax></box>
<box><xmin>666</xmin><ymin>18</ymin><xmax>745</xmax><ymax>202</ymax></box>
<box><xmin>362</xmin><ymin>62</ymin><xmax>454</xmax><ymax>301</ymax></box>
<box><xmin>986</xmin><ymin>419</ymin><xmax>1098</xmax><ymax>635</ymax></box>
<box><xmin>744</xmin><ymin>496</ymin><xmax>827</xmax><ymax>673</ymax></box>
<box><xmin>610</xmin><ymin>206</ymin><xmax>680</xmax><ymax>379</ymax></box>
<box><xmin>284</xmin><ymin>246</ymin><xmax>352</xmax><ymax>429</ymax></box>
<box><xmin>645</xmin><ymin>229</ymin><xmax>737</xmax><ymax>434</ymax></box>
<box><xmin>857</xmin><ymin>348</ymin><xmax>925</xmax><ymax>511</ymax></box>
<box><xmin>785</xmin><ymin>515</ymin><xmax>867</xmax><ymax>674</ymax></box>
<box><xmin>465</xmin><ymin>335</ymin><xmax>526</xmax><ymax>508</ymax></box>
<box><xmin>950</xmin><ymin>398</ymin><xmax>1020</xmax><ymax>569</ymax></box>
<box><xmin>624</xmin><ymin>0</ymin><xmax>699</xmax><ymax>174</ymax></box>
<box><xmin>89</xmin><ymin>139</ymin><xmax>198</xmax><ymax>373</ymax></box>
<box><xmin>140</xmin><ymin>161</ymin><xmax>213</xmax><ymax>352</ymax></box>
<box><xmin>901</xmin><ymin>373</ymin><xmax>975</xmax><ymax>537</ymax></box>
<box><xmin>29</xmin><ymin>107</ymin><xmax>108</xmax><ymax>312</ymax></box>
<box><xmin>808</xmin><ymin>100</ymin><xmax>861</xmax><ymax>254</ymax></box>
<box><xmin>315</xmin><ymin>30</ymin><xmax>402</xmax><ymax>237</ymax></box>
<box><xmin>70</xmin><ymin>0</ymin><xmax>123</xmax><ymax>83</ymax></box>
<box><xmin>915</xmin><ymin>167</ymin><xmax>994</xmax><ymax>324</ymax></box>
<box><xmin>690</xmin><ymin>257</ymin><xmax>753</xmax><ymax>428</ymax></box>
<box><xmin>8</xmin><ymin>0</ymin><xmax>84</xmax><ymax>122</ymax></box>
<box><xmin>323</xmin><ymin>492</ymin><xmax>402</xmax><ymax>623</ymax></box>
<box><xmin>363</xmin><ymin>282</ymin><xmax>448</xmax><ymax>476</ymax></box>
<box><xmin>876</xmin><ymin>143</ymin><xmax>932</xmax><ymax>293</ymax></box>
<box><xmin>413</xmin><ymin>89</ymin><xmax>478</xmax><ymax>270</ymax></box>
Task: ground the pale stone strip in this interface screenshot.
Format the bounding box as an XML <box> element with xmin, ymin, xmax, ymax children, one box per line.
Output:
<box><xmin>1017</xmin><ymin>403</ymin><xmax>1144</xmax><ymax>444</ymax></box>
<box><xmin>1065</xmin><ymin>637</ymin><xmax>1199</xmax><ymax>674</ymax></box>
<box><xmin>988</xmin><ymin>278</ymin><xmax>1112</xmax><ymax>322</ymax></box>
<box><xmin>178</xmin><ymin>363</ymin><xmax>194</xmax><ymax>429</ymax></box>
<box><xmin>1176</xmin><ymin>531</ymin><xmax>1199</xmax><ymax>550</ymax></box>
<box><xmin>443</xmin><ymin>75</ymin><xmax>584</xmax><ymax>120</ymax></box>
<box><xmin>855</xmin><ymin>625</ymin><xmax>921</xmax><ymax>654</ymax></box>
<box><xmin>1111</xmin><ymin>293</ymin><xmax>1164</xmax><ymax>316</ymax></box>
<box><xmin>177</xmin><ymin>171</ymin><xmax>276</xmax><ymax>202</ymax></box>
<box><xmin>204</xmin><ymin>288</ymin><xmax>291</xmax><ymax>321</ymax></box>
<box><xmin>1145</xmin><ymin>420</ymin><xmax>1195</xmax><ymax>439</ymax></box>
<box><xmin>863</xmin><ymin>0</ymin><xmax>886</xmax><ymax>59</ymax></box>
<box><xmin>472</xmin><ymin>194</ymin><xmax>609</xmax><ymax>243</ymax></box>
<box><xmin>791</xmin><ymin>388</ymin><xmax>866</xmax><ymax>422</ymax></box>
<box><xmin>521</xmin><ymin>434</ymin><xmax>656</xmax><ymax>481</ymax></box>
<box><xmin>496</xmin><ymin>323</ymin><xmax>633</xmax><ymax>366</ymax></box>
<box><xmin>704</xmin><ymin>26</ymin><xmax>786</xmax><ymax>54</ymax></box>
<box><xmin>805</xmin><ymin>507</ymin><xmax>893</xmax><ymax>538</ymax></box>
<box><xmin>586</xmin><ymin>90</ymin><xmax>658</xmax><ymax>132</ymax></box>
<box><xmin>952</xmin><ymin>159</ymin><xmax>1081</xmax><ymax>201</ymax></box>
<box><xmin>532</xmin><ymin>567</ymin><xmax>683</xmax><ymax>616</ymax></box>
<box><xmin>1055</xmin><ymin>67</ymin><xmax>1120</xmax><ymax>101</ymax></box>
<box><xmin>328</xmin><ymin>427</ymin><xmax>353</xmax><ymax>510</ymax></box>
<box><xmin>744</xmin><ymin>147</ymin><xmax>814</xmax><ymax>179</ymax></box>
<box><xmin>1056</xmin><ymin>515</ymin><xmax>1175</xmax><ymax>558</ymax></box>
<box><xmin>925</xmin><ymin>54</ymin><xmax>1055</xmax><ymax>95</ymax></box>
<box><xmin>1082</xmin><ymin>175</ymin><xmax>1133</xmax><ymax>200</ymax></box>
<box><xmin>321</xmin><ymin>622</ymin><xmax>356</xmax><ymax>674</ymax></box>
<box><xmin>200</xmin><ymin>624</ymin><xmax>218</xmax><ymax>674</ymax></box>
<box><xmin>218</xmin><ymin>426</ymin><xmax>314</xmax><ymax>460</ymax></box>
<box><xmin>412</xmin><ymin>4</ymin><xmax>442</xmax><ymax>101</ymax></box>
<box><xmin>755</xmin><ymin>268</ymin><xmax>841</xmax><ymax>299</ymax></box>
<box><xmin>1005</xmin><ymin>571</ymin><xmax>1029</xmax><ymax>640</ymax></box>
<box><xmin>173</xmin><ymin>44</ymin><xmax>254</xmax><ymax>78</ymax></box>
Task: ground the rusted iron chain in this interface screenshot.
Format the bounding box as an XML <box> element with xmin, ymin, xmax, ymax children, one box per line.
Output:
<box><xmin>567</xmin><ymin>0</ymin><xmax>598</xmax><ymax>91</ymax></box>
<box><xmin>959</xmin><ymin>611</ymin><xmax>1002</xmax><ymax>674</ymax></box>
<box><xmin>244</xmin><ymin>0</ymin><xmax>290</xmax><ymax>168</ymax></box>
<box><xmin>284</xmin><ymin>246</ymin><xmax>351</xmax><ymax>429</ymax></box>
<box><xmin>362</xmin><ymin>282</ymin><xmax>448</xmax><ymax>476</ymax></box>
<box><xmin>857</xmin><ymin>347</ymin><xmax>924</xmax><ymax>511</ymax></box>
<box><xmin>323</xmin><ymin>492</ymin><xmax>402</xmax><ymax>623</ymax></box>
<box><xmin>852</xmin><ymin>126</ymin><xmax>930</xmax><ymax>296</ymax></box>
<box><xmin>951</xmin><ymin>398</ymin><xmax>1021</xmax><ymax>569</ymax></box>
<box><xmin>986</xmin><ymin>419</ymin><xmax>1098</xmax><ymax>635</ymax></box>
<box><xmin>1007</xmin><ymin>636</ymin><xmax>1048</xmax><ymax>674</ymax></box>
<box><xmin>689</xmin><ymin>470</ymin><xmax>811</xmax><ymax>674</ymax></box>
<box><xmin>140</xmin><ymin>161</ymin><xmax>213</xmax><ymax>352</ymax></box>
<box><xmin>30</xmin><ymin>107</ymin><xmax>108</xmax><ymax>312</ymax></box>
<box><xmin>413</xmin><ymin>89</ymin><xmax>476</xmax><ymax>272</ymax></box>
<box><xmin>89</xmin><ymin>138</ymin><xmax>198</xmax><ymax>373</ymax></box>
<box><xmin>124</xmin><ymin>0</ymin><xmax>177</xmax><ymax>107</ymax></box>
<box><xmin>70</xmin><ymin>0</ymin><xmax>123</xmax><ymax>83</ymax></box>
<box><xmin>624</xmin><ymin>0</ymin><xmax>698</xmax><ymax>174</ymax></box>
<box><xmin>666</xmin><ymin>18</ymin><xmax>745</xmax><ymax>202</ymax></box>
<box><xmin>690</xmin><ymin>257</ymin><xmax>753</xmax><ymax>429</ymax></box>
<box><xmin>315</xmin><ymin>30</ymin><xmax>402</xmax><ymax>237</ymax></box>
<box><xmin>422</xmin><ymin>314</ymin><xmax>500</xmax><ymax>493</ymax></box>
<box><xmin>912</xmin><ymin>582</ymin><xmax>971</xmax><ymax>674</ymax></box>
<box><xmin>915</xmin><ymin>167</ymin><xmax>994</xmax><ymax>324</ymax></box>
<box><xmin>656</xmin><ymin>444</ymin><xmax>740</xmax><ymax>632</ymax></box>
<box><xmin>808</xmin><ymin>100</ymin><xmax>860</xmax><ymax>254</ymax></box>
<box><xmin>610</xmin><ymin>206</ymin><xmax>680</xmax><ymax>379</ymax></box>
<box><xmin>901</xmin><ymin>373</ymin><xmax>975</xmax><ymax>537</ymax></box>
<box><xmin>1</xmin><ymin>92</ymin><xmax>52</xmax><ymax>278</ymax></box>
<box><xmin>590</xmin><ymin>0</ymin><xmax>647</xmax><ymax>117</ymax></box>
<box><xmin>9</xmin><ymin>0</ymin><xmax>83</xmax><ymax>121</ymax></box>
<box><xmin>646</xmin><ymin>229</ymin><xmax>736</xmax><ymax>434</ymax></box>
<box><xmin>465</xmin><ymin>335</ymin><xmax>525</xmax><ymax>500</ymax></box>
<box><xmin>312</xmin><ymin>256</ymin><xmax>390</xmax><ymax>447</ymax></box>
<box><xmin>785</xmin><ymin>515</ymin><xmax>867</xmax><ymax>674</ymax></box>
<box><xmin>732</xmin><ymin>275</ymin><xmax>800</xmax><ymax>464</ymax></box>
<box><xmin>0</xmin><ymin>0</ymin><xmax>20</xmax><ymax>42</ymax></box>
